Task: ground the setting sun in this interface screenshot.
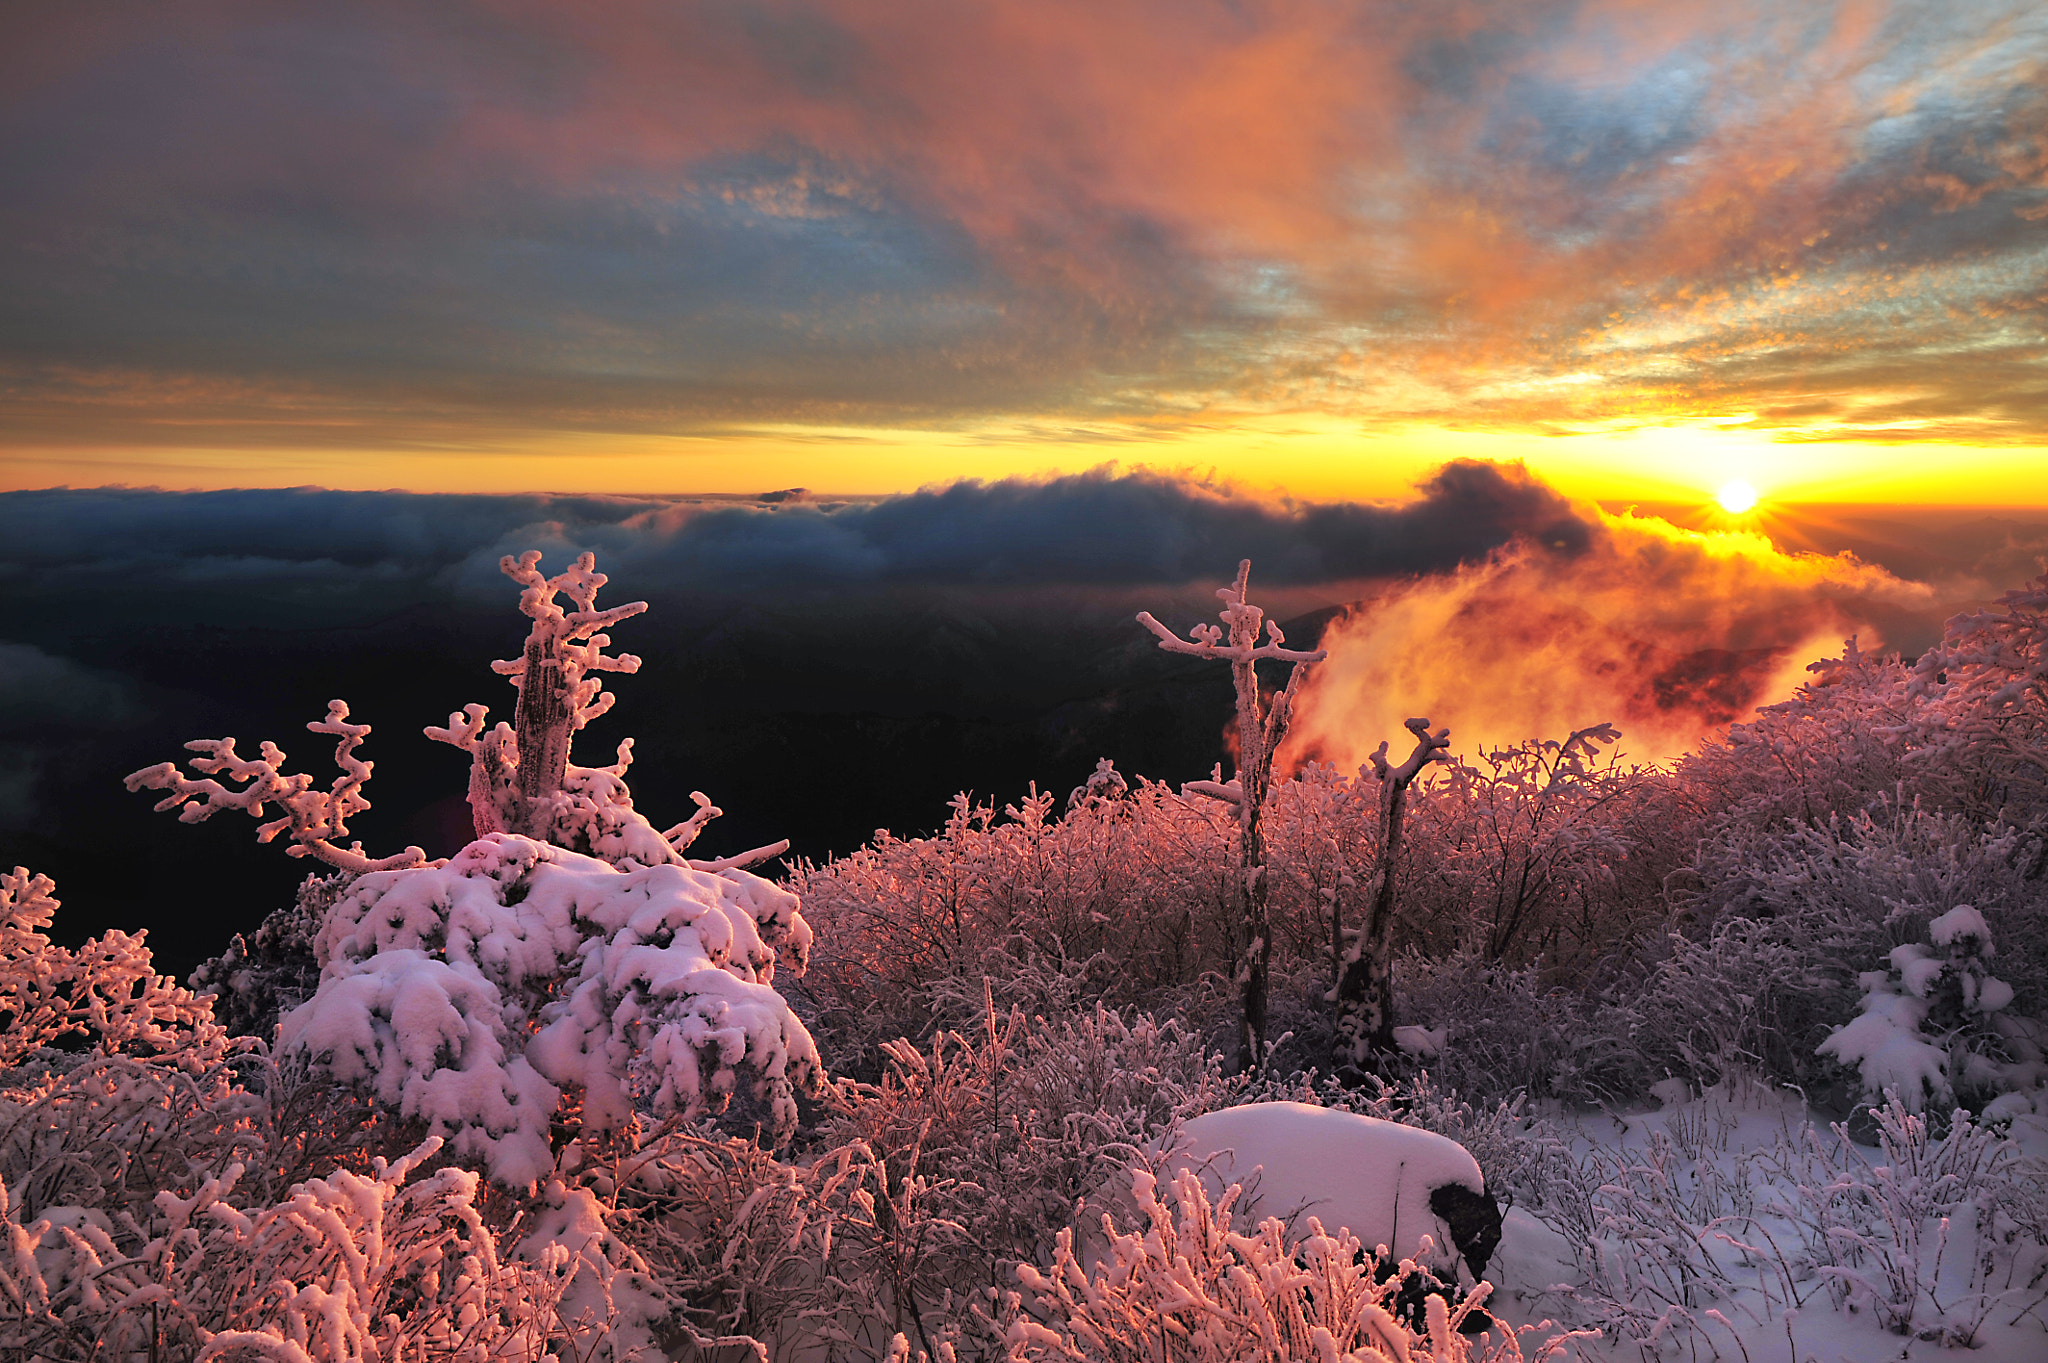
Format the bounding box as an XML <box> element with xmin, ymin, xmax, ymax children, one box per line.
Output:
<box><xmin>1716</xmin><ymin>480</ymin><xmax>1760</xmax><ymax>515</ymax></box>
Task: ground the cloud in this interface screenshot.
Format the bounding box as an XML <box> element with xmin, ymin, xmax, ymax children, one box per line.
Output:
<box><xmin>1279</xmin><ymin>509</ymin><xmax>1940</xmax><ymax>771</ymax></box>
<box><xmin>0</xmin><ymin>641</ymin><xmax>137</xmax><ymax>827</ymax></box>
<box><xmin>0</xmin><ymin>462</ymin><xmax>1590</xmax><ymax>598</ymax></box>
<box><xmin>1</xmin><ymin>0</ymin><xmax>2042</xmax><ymax>452</ymax></box>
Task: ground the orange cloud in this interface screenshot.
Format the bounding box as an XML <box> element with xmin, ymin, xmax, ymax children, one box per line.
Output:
<box><xmin>1280</xmin><ymin>507</ymin><xmax>1938</xmax><ymax>771</ymax></box>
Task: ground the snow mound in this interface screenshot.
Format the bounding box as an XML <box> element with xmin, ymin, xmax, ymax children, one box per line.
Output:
<box><xmin>1164</xmin><ymin>1101</ymin><xmax>1489</xmax><ymax>1279</ymax></box>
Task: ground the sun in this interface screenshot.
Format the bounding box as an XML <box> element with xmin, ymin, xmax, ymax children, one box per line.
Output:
<box><xmin>1715</xmin><ymin>479</ymin><xmax>1760</xmax><ymax>515</ymax></box>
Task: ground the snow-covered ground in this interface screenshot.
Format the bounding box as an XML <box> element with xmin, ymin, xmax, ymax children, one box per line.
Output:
<box><xmin>1481</xmin><ymin>1082</ymin><xmax>2048</xmax><ymax>1363</ymax></box>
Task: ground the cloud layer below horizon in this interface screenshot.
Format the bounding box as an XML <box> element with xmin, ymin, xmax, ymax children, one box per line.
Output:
<box><xmin>7</xmin><ymin>462</ymin><xmax>2036</xmax><ymax>784</ymax></box>
<box><xmin>3</xmin><ymin>0</ymin><xmax>2045</xmax><ymax>470</ymax></box>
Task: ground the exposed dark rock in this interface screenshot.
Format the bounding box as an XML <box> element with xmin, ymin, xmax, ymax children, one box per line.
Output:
<box><xmin>1429</xmin><ymin>1181</ymin><xmax>1504</xmax><ymax>1280</ymax></box>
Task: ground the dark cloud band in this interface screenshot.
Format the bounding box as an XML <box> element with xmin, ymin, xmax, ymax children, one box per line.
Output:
<box><xmin>0</xmin><ymin>461</ymin><xmax>1590</xmax><ymax>593</ymax></box>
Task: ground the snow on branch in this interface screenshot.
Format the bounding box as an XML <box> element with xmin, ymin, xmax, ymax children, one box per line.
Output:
<box><xmin>1182</xmin><ymin>762</ymin><xmax>1244</xmax><ymax>806</ymax></box>
<box><xmin>125</xmin><ymin>700</ymin><xmax>435</xmax><ymax>874</ymax></box>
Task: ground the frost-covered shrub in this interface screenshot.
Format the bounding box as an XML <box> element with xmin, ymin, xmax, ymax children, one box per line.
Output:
<box><xmin>1817</xmin><ymin>905</ymin><xmax>2042</xmax><ymax>1121</ymax></box>
<box><xmin>998</xmin><ymin>1166</ymin><xmax>1583</xmax><ymax>1363</ymax></box>
<box><xmin>794</xmin><ymin>780</ymin><xmax>1244</xmax><ymax>1070</ymax></box>
<box><xmin>0</xmin><ymin>868</ymin><xmax>674</xmax><ymax>1361</ymax></box>
<box><xmin>1387</xmin><ymin>951</ymin><xmax>1661</xmax><ymax>1107</ymax></box>
<box><xmin>1626</xmin><ymin>913</ymin><xmax>1854</xmax><ymax>1093</ymax></box>
<box><xmin>1907</xmin><ymin>575</ymin><xmax>2048</xmax><ymax>832</ymax></box>
<box><xmin>0</xmin><ymin>866</ymin><xmax>230</xmax><ymax>1080</ymax></box>
<box><xmin>1678</xmin><ymin>635</ymin><xmax>1917</xmax><ymax>836</ymax></box>
<box><xmin>1537</xmin><ymin>1091</ymin><xmax>2048</xmax><ymax>1352</ymax></box>
<box><xmin>1399</xmin><ymin>727</ymin><xmax>1671</xmax><ymax>972</ymax></box>
<box><xmin>1777</xmin><ymin>1098</ymin><xmax>2048</xmax><ymax>1342</ymax></box>
<box><xmin>0</xmin><ymin>1134</ymin><xmax>639</xmax><ymax>1362</ymax></box>
<box><xmin>1668</xmin><ymin>797</ymin><xmax>2048</xmax><ymax>1100</ymax></box>
<box><xmin>282</xmin><ymin>831</ymin><xmax>821</xmax><ymax>1184</ymax></box>
<box><xmin>821</xmin><ymin>1000</ymin><xmax>1230</xmax><ymax>1309</ymax></box>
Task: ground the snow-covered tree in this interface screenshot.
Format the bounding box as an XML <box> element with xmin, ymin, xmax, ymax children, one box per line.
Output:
<box><xmin>125</xmin><ymin>552</ymin><xmax>823</xmax><ymax>1184</ymax></box>
<box><xmin>1139</xmin><ymin>560</ymin><xmax>1326</xmax><ymax>1070</ymax></box>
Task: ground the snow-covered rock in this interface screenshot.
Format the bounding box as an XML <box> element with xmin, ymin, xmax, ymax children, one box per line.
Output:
<box><xmin>1164</xmin><ymin>1101</ymin><xmax>1501</xmax><ymax>1280</ymax></box>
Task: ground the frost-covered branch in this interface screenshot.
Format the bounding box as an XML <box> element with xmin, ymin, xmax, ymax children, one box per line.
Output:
<box><xmin>1136</xmin><ymin>560</ymin><xmax>1326</xmax><ymax>668</ymax></box>
<box><xmin>125</xmin><ymin>700</ymin><xmax>434</xmax><ymax>874</ymax></box>
<box><xmin>1369</xmin><ymin>717</ymin><xmax>1454</xmax><ymax>798</ymax></box>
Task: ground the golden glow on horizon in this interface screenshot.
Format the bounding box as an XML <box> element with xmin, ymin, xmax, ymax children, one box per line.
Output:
<box><xmin>1716</xmin><ymin>480</ymin><xmax>1760</xmax><ymax>515</ymax></box>
<box><xmin>5</xmin><ymin>419</ymin><xmax>2046</xmax><ymax>507</ymax></box>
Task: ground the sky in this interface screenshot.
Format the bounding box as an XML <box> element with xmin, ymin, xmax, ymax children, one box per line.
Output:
<box><xmin>4</xmin><ymin>3</ymin><xmax>2048</xmax><ymax>958</ymax></box>
<box><xmin>3</xmin><ymin>0</ymin><xmax>2046</xmax><ymax>503</ymax></box>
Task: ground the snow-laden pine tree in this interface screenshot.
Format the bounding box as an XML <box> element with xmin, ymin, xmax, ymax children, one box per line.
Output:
<box><xmin>1139</xmin><ymin>561</ymin><xmax>1325</xmax><ymax>1070</ymax></box>
<box><xmin>127</xmin><ymin>551</ymin><xmax>822</xmax><ymax>1184</ymax></box>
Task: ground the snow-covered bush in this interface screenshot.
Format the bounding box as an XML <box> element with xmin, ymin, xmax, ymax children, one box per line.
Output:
<box><xmin>794</xmin><ymin>778</ymin><xmax>1245</xmax><ymax>1070</ymax></box>
<box><xmin>1907</xmin><ymin>574</ymin><xmax>2048</xmax><ymax>833</ymax></box>
<box><xmin>1401</xmin><ymin>727</ymin><xmax>1681</xmax><ymax>974</ymax></box>
<box><xmin>1386</xmin><ymin>951</ymin><xmax>1661</xmax><ymax>1107</ymax></box>
<box><xmin>1668</xmin><ymin>795</ymin><xmax>2048</xmax><ymax>1100</ymax></box>
<box><xmin>0</xmin><ymin>1133</ymin><xmax>637</xmax><ymax>1362</ymax></box>
<box><xmin>0</xmin><ymin>866</ymin><xmax>677</xmax><ymax>1361</ymax></box>
<box><xmin>1679</xmin><ymin>635</ymin><xmax>1917</xmax><ymax>836</ymax></box>
<box><xmin>1781</xmin><ymin>1097</ymin><xmax>2048</xmax><ymax>1343</ymax></box>
<box><xmin>281</xmin><ymin>832</ymin><xmax>821</xmax><ymax>1184</ymax></box>
<box><xmin>1817</xmin><ymin>905</ymin><xmax>2042</xmax><ymax>1122</ymax></box>
<box><xmin>187</xmin><ymin>869</ymin><xmax>340</xmax><ymax>1041</ymax></box>
<box><xmin>1535</xmin><ymin>1089</ymin><xmax>2048</xmax><ymax>1353</ymax></box>
<box><xmin>998</xmin><ymin>1165</ymin><xmax>1584</xmax><ymax>1362</ymax></box>
<box><xmin>828</xmin><ymin>998</ymin><xmax>1228</xmax><ymax>1282</ymax></box>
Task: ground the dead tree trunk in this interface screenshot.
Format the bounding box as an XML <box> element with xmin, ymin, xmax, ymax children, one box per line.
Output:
<box><xmin>513</xmin><ymin>639</ymin><xmax>571</xmax><ymax>801</ymax></box>
<box><xmin>1332</xmin><ymin>717</ymin><xmax>1449</xmax><ymax>1075</ymax></box>
<box><xmin>1139</xmin><ymin>560</ymin><xmax>1324</xmax><ymax>1072</ymax></box>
